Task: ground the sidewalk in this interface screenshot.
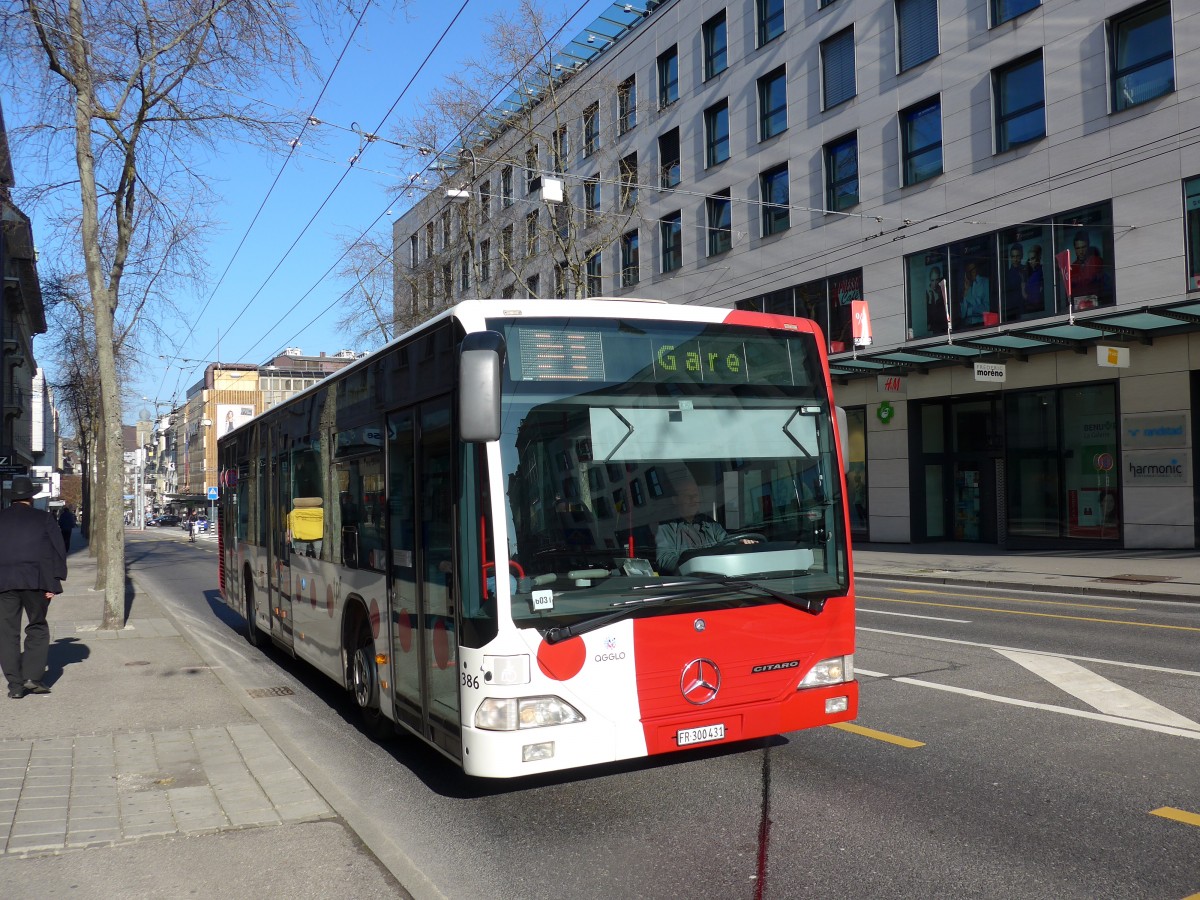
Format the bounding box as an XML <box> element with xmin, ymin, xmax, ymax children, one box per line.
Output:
<box><xmin>0</xmin><ymin>537</ymin><xmax>403</xmax><ymax>897</ymax></box>
<box><xmin>854</xmin><ymin>542</ymin><xmax>1200</xmax><ymax>603</ymax></box>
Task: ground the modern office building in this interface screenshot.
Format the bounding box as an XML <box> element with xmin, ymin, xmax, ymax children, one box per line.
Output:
<box><xmin>393</xmin><ymin>0</ymin><xmax>1199</xmax><ymax>548</ymax></box>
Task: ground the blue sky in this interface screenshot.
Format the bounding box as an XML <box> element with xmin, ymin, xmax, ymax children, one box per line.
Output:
<box><xmin>8</xmin><ymin>0</ymin><xmax>615</xmax><ymax>422</ymax></box>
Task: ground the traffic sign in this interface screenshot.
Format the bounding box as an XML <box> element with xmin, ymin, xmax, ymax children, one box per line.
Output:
<box><xmin>206</xmin><ymin>486</ymin><xmax>219</xmax><ymax>500</ymax></box>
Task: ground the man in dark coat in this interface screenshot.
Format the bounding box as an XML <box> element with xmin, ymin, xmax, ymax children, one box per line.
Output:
<box><xmin>58</xmin><ymin>506</ymin><xmax>77</xmax><ymax>551</ymax></box>
<box><xmin>0</xmin><ymin>476</ymin><xmax>68</xmax><ymax>699</ymax></box>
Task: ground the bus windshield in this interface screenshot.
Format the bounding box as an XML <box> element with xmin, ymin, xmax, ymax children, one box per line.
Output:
<box><xmin>492</xmin><ymin>316</ymin><xmax>848</xmax><ymax>631</ymax></box>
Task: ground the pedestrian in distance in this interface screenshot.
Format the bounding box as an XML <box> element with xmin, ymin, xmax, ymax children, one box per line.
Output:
<box><xmin>188</xmin><ymin>516</ymin><xmax>196</xmax><ymax>543</ymax></box>
<box><xmin>0</xmin><ymin>476</ymin><xmax>67</xmax><ymax>699</ymax></box>
<box><xmin>58</xmin><ymin>505</ymin><xmax>77</xmax><ymax>552</ymax></box>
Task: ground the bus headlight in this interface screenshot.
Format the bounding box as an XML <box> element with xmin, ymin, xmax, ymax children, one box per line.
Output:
<box><xmin>798</xmin><ymin>655</ymin><xmax>854</xmax><ymax>688</ymax></box>
<box><xmin>474</xmin><ymin>696</ymin><xmax>586</xmax><ymax>731</ymax></box>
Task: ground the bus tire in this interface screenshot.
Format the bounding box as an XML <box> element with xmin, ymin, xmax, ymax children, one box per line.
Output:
<box><xmin>349</xmin><ymin>616</ymin><xmax>389</xmax><ymax>738</ymax></box>
<box><xmin>244</xmin><ymin>574</ymin><xmax>265</xmax><ymax>648</ymax></box>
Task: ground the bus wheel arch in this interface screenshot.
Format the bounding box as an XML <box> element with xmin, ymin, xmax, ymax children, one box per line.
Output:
<box><xmin>343</xmin><ymin>597</ymin><xmax>389</xmax><ymax>737</ymax></box>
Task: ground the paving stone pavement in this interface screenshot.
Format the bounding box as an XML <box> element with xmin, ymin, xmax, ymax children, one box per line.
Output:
<box><xmin>0</xmin><ymin>540</ymin><xmax>334</xmax><ymax>861</ymax></box>
<box><xmin>0</xmin><ymin>724</ymin><xmax>333</xmax><ymax>857</ymax></box>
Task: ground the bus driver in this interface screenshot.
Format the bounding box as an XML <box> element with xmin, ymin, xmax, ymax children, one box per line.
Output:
<box><xmin>655</xmin><ymin>472</ymin><xmax>753</xmax><ymax>573</ymax></box>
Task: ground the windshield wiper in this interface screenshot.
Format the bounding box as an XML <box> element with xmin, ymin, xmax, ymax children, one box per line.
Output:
<box><xmin>542</xmin><ymin>584</ymin><xmax>733</xmax><ymax>644</ymax></box>
<box><xmin>541</xmin><ymin>577</ymin><xmax>825</xmax><ymax>645</ymax></box>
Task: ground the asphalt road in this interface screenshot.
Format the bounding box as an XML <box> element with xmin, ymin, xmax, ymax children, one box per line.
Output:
<box><xmin>129</xmin><ymin>531</ymin><xmax>1200</xmax><ymax>900</ymax></box>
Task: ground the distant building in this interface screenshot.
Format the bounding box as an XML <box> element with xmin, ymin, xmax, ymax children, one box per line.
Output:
<box><xmin>157</xmin><ymin>349</ymin><xmax>364</xmax><ymax>509</ymax></box>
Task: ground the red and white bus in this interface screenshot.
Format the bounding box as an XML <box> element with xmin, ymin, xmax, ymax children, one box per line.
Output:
<box><xmin>216</xmin><ymin>298</ymin><xmax>857</xmax><ymax>777</ymax></box>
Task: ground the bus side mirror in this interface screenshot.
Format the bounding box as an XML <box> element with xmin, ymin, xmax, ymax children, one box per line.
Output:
<box><xmin>836</xmin><ymin>407</ymin><xmax>849</xmax><ymax>475</ymax></box>
<box><xmin>459</xmin><ymin>331</ymin><xmax>506</xmax><ymax>442</ymax></box>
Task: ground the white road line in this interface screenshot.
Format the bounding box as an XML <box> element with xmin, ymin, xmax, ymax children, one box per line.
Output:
<box><xmin>857</xmin><ymin>626</ymin><xmax>1200</xmax><ymax>679</ymax></box>
<box><xmin>857</xmin><ymin>609</ymin><xmax>972</xmax><ymax>623</ymax></box>
<box><xmin>995</xmin><ymin>649</ymin><xmax>1200</xmax><ymax>731</ymax></box>
<box><xmin>854</xmin><ymin>669</ymin><xmax>1200</xmax><ymax>740</ymax></box>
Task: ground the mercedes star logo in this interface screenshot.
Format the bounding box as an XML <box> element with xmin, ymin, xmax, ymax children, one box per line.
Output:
<box><xmin>680</xmin><ymin>658</ymin><xmax>721</xmax><ymax>705</ymax></box>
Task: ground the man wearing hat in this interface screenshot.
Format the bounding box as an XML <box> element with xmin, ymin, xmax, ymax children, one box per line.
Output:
<box><xmin>0</xmin><ymin>476</ymin><xmax>67</xmax><ymax>699</ymax></box>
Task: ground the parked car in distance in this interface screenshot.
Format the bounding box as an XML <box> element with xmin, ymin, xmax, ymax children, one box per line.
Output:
<box><xmin>157</xmin><ymin>514</ymin><xmax>181</xmax><ymax>527</ymax></box>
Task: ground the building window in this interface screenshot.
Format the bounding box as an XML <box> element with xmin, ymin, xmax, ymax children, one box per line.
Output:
<box><xmin>586</xmin><ymin>251</ymin><xmax>602</xmax><ymax>296</ymax></box>
<box><xmin>460</xmin><ymin>252</ymin><xmax>471</xmax><ymax>293</ymax></box>
<box><xmin>551</xmin><ymin>126</ymin><xmax>568</xmax><ymax>174</ymax></box>
<box><xmin>760</xmin><ymin>164</ymin><xmax>790</xmax><ymax>236</ymax></box>
<box><xmin>757</xmin><ymin>0</ymin><xmax>784</xmax><ymax>46</ymax></box>
<box><xmin>584</xmin><ymin>174</ymin><xmax>601</xmax><ymax>223</ymax></box>
<box><xmin>901</xmin><ymin>96</ymin><xmax>942</xmax><ymax>185</ymax></box>
<box><xmin>620</xmin><ymin>152</ymin><xmax>638</xmax><ymax>208</ymax></box>
<box><xmin>479</xmin><ymin>239</ymin><xmax>490</xmax><ymax>283</ymax></box>
<box><xmin>825</xmin><ymin>134</ymin><xmax>859</xmax><ymax>211</ymax></box>
<box><xmin>659</xmin><ymin>128</ymin><xmax>681</xmax><ymax>189</ymax></box>
<box><xmin>583</xmin><ymin>103</ymin><xmax>600</xmax><ymax>157</ymax></box>
<box><xmin>500</xmin><ymin>224</ymin><xmax>513</xmax><ymax>263</ymax></box>
<box><xmin>994</xmin><ymin>52</ymin><xmax>1045</xmax><ymax>151</ymax></box>
<box><xmin>991</xmin><ymin>0</ymin><xmax>1038</xmax><ymax>27</ymax></box>
<box><xmin>707</xmin><ymin>190</ymin><xmax>732</xmax><ymax>256</ymax></box>
<box><xmin>1109</xmin><ymin>1</ymin><xmax>1174</xmax><ymax>112</ymax></box>
<box><xmin>526</xmin><ymin>211</ymin><xmax>539</xmax><ymax>256</ymax></box>
<box><xmin>526</xmin><ymin>274</ymin><xmax>539</xmax><ymax>299</ymax></box>
<box><xmin>441</xmin><ymin>263</ymin><xmax>453</xmax><ymax>298</ymax></box>
<box><xmin>501</xmin><ymin>165</ymin><xmax>513</xmax><ymax>207</ymax></box>
<box><xmin>525</xmin><ymin>146</ymin><xmax>540</xmax><ymax>194</ymax></box>
<box><xmin>1185</xmin><ymin>176</ymin><xmax>1200</xmax><ymax>290</ymax></box>
<box><xmin>424</xmin><ymin>223</ymin><xmax>434</xmax><ymax>259</ymax></box>
<box><xmin>897</xmin><ymin>0</ymin><xmax>939</xmax><ymax>72</ymax></box>
<box><xmin>618</xmin><ymin>76</ymin><xmax>636</xmax><ymax>135</ymax></box>
<box><xmin>661</xmin><ymin>211</ymin><xmax>682</xmax><ymax>273</ymax></box>
<box><xmin>657</xmin><ymin>46</ymin><xmax>679</xmax><ymax>107</ymax></box>
<box><xmin>478</xmin><ymin>180</ymin><xmax>491</xmax><ymax>223</ymax></box>
<box><xmin>1053</xmin><ymin>202</ymin><xmax>1115</xmax><ymax>311</ymax></box>
<box><xmin>440</xmin><ymin>213</ymin><xmax>450</xmax><ymax>249</ymax></box>
<box><xmin>703</xmin><ymin>11</ymin><xmax>727</xmax><ymax>80</ymax></box>
<box><xmin>758</xmin><ymin>66</ymin><xmax>788</xmax><ymax>140</ymax></box>
<box><xmin>620</xmin><ymin>230</ymin><xmax>640</xmax><ymax>287</ymax></box>
<box><xmin>821</xmin><ymin>28</ymin><xmax>856</xmax><ymax>109</ymax></box>
<box><xmin>705</xmin><ymin>100</ymin><xmax>729</xmax><ymax>167</ymax></box>
<box><xmin>408</xmin><ymin>234</ymin><xmax>418</xmax><ymax>268</ymax></box>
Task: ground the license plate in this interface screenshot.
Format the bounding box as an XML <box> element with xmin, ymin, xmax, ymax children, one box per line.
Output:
<box><xmin>676</xmin><ymin>723</ymin><xmax>725</xmax><ymax>746</ymax></box>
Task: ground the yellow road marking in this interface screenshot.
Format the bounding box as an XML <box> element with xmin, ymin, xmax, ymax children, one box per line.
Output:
<box><xmin>888</xmin><ymin>588</ymin><xmax>1135</xmax><ymax>612</ymax></box>
<box><xmin>830</xmin><ymin>722</ymin><xmax>925</xmax><ymax>748</ymax></box>
<box><xmin>857</xmin><ymin>596</ymin><xmax>1200</xmax><ymax>633</ymax></box>
<box><xmin>1151</xmin><ymin>807</ymin><xmax>1200</xmax><ymax>827</ymax></box>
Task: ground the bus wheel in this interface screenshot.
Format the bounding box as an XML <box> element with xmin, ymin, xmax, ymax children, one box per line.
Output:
<box><xmin>244</xmin><ymin>578</ymin><xmax>265</xmax><ymax>647</ymax></box>
<box><xmin>350</xmin><ymin>620</ymin><xmax>388</xmax><ymax>737</ymax></box>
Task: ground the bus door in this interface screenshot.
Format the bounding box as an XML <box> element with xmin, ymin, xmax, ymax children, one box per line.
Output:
<box><xmin>387</xmin><ymin>398</ymin><xmax>461</xmax><ymax>758</ymax></box>
<box><xmin>269</xmin><ymin>429</ymin><xmax>295</xmax><ymax>650</ymax></box>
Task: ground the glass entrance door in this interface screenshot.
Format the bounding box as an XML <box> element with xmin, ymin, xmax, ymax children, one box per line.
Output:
<box><xmin>387</xmin><ymin>399</ymin><xmax>461</xmax><ymax>755</ymax></box>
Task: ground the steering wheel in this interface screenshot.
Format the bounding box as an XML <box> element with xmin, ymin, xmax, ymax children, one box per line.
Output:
<box><xmin>716</xmin><ymin>531</ymin><xmax>766</xmax><ymax>546</ymax></box>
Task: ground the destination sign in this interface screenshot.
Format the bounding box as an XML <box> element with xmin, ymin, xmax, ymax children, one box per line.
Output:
<box><xmin>498</xmin><ymin>319</ymin><xmax>818</xmax><ymax>388</ymax></box>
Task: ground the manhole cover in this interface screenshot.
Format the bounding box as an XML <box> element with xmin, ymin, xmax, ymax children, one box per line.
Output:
<box><xmin>247</xmin><ymin>686</ymin><xmax>295</xmax><ymax>698</ymax></box>
<box><xmin>1095</xmin><ymin>574</ymin><xmax>1177</xmax><ymax>584</ymax></box>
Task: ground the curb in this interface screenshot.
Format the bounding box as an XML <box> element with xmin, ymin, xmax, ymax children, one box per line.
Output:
<box><xmin>854</xmin><ymin>570</ymin><xmax>1200</xmax><ymax>605</ymax></box>
<box><xmin>135</xmin><ymin>572</ymin><xmax>441</xmax><ymax>900</ymax></box>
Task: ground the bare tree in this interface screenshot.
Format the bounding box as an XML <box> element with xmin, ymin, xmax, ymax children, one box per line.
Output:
<box><xmin>1</xmin><ymin>0</ymin><xmax>334</xmax><ymax>628</ymax></box>
<box><xmin>332</xmin><ymin>231</ymin><xmax>394</xmax><ymax>349</ymax></box>
<box><xmin>39</xmin><ymin>270</ymin><xmax>104</xmax><ymax>567</ymax></box>
<box><xmin>392</xmin><ymin>0</ymin><xmax>639</xmax><ymax>308</ymax></box>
